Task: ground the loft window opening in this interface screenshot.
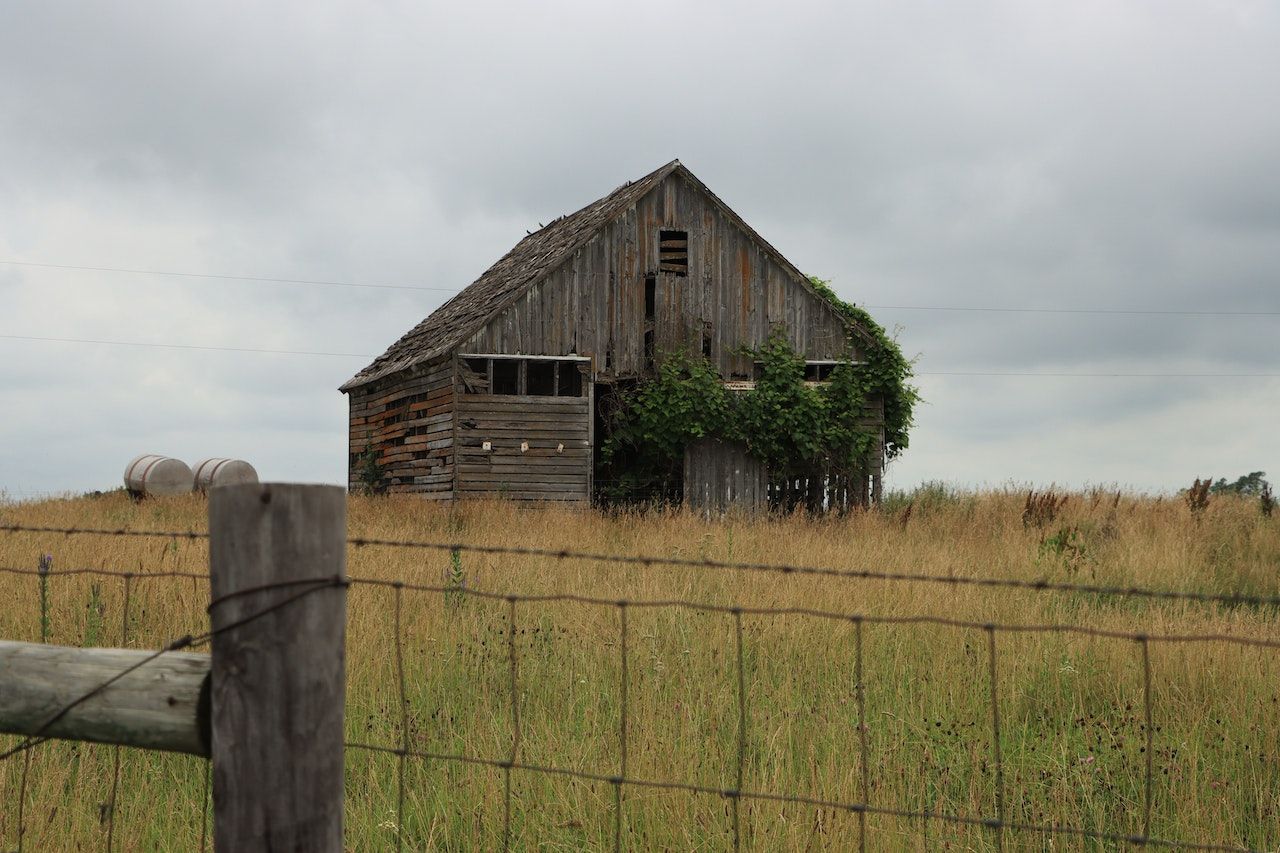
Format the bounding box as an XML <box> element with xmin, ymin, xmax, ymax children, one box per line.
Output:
<box><xmin>460</xmin><ymin>354</ymin><xmax>590</xmax><ymax>397</ymax></box>
<box><xmin>557</xmin><ymin>361</ymin><xmax>584</xmax><ymax>397</ymax></box>
<box><xmin>644</xmin><ymin>274</ymin><xmax>656</xmax><ymax>322</ymax></box>
<box><xmin>526</xmin><ymin>360</ymin><xmax>556</xmax><ymax>396</ymax></box>
<box><xmin>754</xmin><ymin>359</ymin><xmax>842</xmax><ymax>383</ymax></box>
<box><xmin>491</xmin><ymin>358</ymin><xmax>520</xmax><ymax>395</ymax></box>
<box><xmin>659</xmin><ymin>229</ymin><xmax>688</xmax><ymax>276</ymax></box>
<box><xmin>805</xmin><ymin>363</ymin><xmax>837</xmax><ymax>381</ymax></box>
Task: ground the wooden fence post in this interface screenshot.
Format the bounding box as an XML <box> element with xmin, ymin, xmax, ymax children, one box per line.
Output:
<box><xmin>208</xmin><ymin>483</ymin><xmax>347</xmax><ymax>852</ymax></box>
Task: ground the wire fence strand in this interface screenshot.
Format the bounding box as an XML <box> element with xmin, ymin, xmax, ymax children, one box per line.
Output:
<box><xmin>7</xmin><ymin>521</ymin><xmax>1280</xmax><ymax>608</ymax></box>
<box><xmin>3</xmin><ymin>522</ymin><xmax>1276</xmax><ymax>851</ymax></box>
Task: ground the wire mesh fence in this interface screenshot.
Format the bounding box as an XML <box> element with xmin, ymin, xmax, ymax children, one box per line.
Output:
<box><xmin>2</xmin><ymin>519</ymin><xmax>1278</xmax><ymax>850</ymax></box>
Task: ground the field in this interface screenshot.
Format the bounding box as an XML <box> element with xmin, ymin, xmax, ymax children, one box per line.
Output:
<box><xmin>2</xmin><ymin>488</ymin><xmax>1278</xmax><ymax>851</ymax></box>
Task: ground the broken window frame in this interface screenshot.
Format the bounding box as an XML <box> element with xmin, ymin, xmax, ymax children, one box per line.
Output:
<box><xmin>458</xmin><ymin>354</ymin><xmax>591</xmax><ymax>398</ymax></box>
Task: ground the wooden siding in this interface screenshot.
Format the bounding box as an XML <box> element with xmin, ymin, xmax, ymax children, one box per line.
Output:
<box><xmin>461</xmin><ymin>172</ymin><xmax>855</xmax><ymax>380</ymax></box>
<box><xmin>684</xmin><ymin>439</ymin><xmax>768</xmax><ymax>516</ymax></box>
<box><xmin>454</xmin><ymin>395</ymin><xmax>591</xmax><ymax>503</ymax></box>
<box><xmin>347</xmin><ymin>359</ymin><xmax>456</xmax><ymax>498</ymax></box>
<box><xmin>345</xmin><ymin>165</ymin><xmax>888</xmax><ymax>508</ymax></box>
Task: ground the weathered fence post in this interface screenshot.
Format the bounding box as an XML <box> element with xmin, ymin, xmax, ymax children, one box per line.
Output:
<box><xmin>208</xmin><ymin>483</ymin><xmax>346</xmax><ymax>852</ymax></box>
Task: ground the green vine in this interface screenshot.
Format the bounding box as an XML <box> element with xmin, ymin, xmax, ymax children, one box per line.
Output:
<box><xmin>599</xmin><ymin>277</ymin><xmax>917</xmax><ymax>499</ymax></box>
<box><xmin>805</xmin><ymin>275</ymin><xmax>918</xmax><ymax>459</ymax></box>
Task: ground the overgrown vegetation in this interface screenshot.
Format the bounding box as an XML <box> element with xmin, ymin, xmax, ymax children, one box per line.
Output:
<box><xmin>601</xmin><ymin>280</ymin><xmax>919</xmax><ymax>502</ymax></box>
<box><xmin>355</xmin><ymin>440</ymin><xmax>386</xmax><ymax>496</ymax></box>
<box><xmin>805</xmin><ymin>275</ymin><xmax>918</xmax><ymax>459</ymax></box>
<box><xmin>2</xmin><ymin>489</ymin><xmax>1277</xmax><ymax>849</ymax></box>
<box><xmin>598</xmin><ymin>276</ymin><xmax>916</xmax><ymax>502</ymax></box>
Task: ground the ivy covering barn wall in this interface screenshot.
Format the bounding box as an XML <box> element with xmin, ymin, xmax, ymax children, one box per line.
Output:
<box><xmin>599</xmin><ymin>278</ymin><xmax>918</xmax><ymax>502</ymax></box>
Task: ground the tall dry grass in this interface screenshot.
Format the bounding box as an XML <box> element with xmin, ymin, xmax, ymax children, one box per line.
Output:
<box><xmin>1</xmin><ymin>487</ymin><xmax>1278</xmax><ymax>851</ymax></box>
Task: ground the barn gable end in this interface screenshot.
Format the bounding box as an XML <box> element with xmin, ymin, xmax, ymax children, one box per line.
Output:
<box><xmin>342</xmin><ymin>161</ymin><xmax>887</xmax><ymax>507</ymax></box>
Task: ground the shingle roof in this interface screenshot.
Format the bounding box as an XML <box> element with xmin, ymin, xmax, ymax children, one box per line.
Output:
<box><xmin>340</xmin><ymin>160</ymin><xmax>680</xmax><ymax>391</ymax></box>
<box><xmin>341</xmin><ymin>159</ymin><xmax>869</xmax><ymax>391</ymax></box>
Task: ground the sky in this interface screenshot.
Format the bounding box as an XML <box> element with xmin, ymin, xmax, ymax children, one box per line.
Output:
<box><xmin>1</xmin><ymin>0</ymin><xmax>1277</xmax><ymax>498</ymax></box>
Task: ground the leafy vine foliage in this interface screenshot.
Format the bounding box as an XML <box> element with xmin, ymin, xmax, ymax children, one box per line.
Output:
<box><xmin>600</xmin><ymin>278</ymin><xmax>917</xmax><ymax>500</ymax></box>
<box><xmin>804</xmin><ymin>275</ymin><xmax>918</xmax><ymax>459</ymax></box>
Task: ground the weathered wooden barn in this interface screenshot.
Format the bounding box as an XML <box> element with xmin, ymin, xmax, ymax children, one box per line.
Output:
<box><xmin>340</xmin><ymin>160</ymin><xmax>885</xmax><ymax>509</ymax></box>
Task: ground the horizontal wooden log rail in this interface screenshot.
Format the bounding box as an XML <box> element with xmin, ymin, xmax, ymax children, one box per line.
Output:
<box><xmin>0</xmin><ymin>640</ymin><xmax>210</xmax><ymax>756</ymax></box>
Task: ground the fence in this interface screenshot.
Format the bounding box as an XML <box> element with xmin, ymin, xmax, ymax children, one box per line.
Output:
<box><xmin>2</xmin><ymin>485</ymin><xmax>1278</xmax><ymax>850</ymax></box>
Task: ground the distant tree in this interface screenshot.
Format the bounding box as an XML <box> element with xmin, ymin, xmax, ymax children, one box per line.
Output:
<box><xmin>1209</xmin><ymin>471</ymin><xmax>1270</xmax><ymax>497</ymax></box>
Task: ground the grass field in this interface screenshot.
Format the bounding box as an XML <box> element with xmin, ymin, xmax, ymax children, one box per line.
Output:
<box><xmin>2</xmin><ymin>487</ymin><xmax>1278</xmax><ymax>851</ymax></box>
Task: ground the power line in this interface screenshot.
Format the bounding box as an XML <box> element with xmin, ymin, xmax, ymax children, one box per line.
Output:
<box><xmin>915</xmin><ymin>370</ymin><xmax>1280</xmax><ymax>378</ymax></box>
<box><xmin>0</xmin><ymin>259</ymin><xmax>455</xmax><ymax>293</ymax></box>
<box><xmin>4</xmin><ymin>259</ymin><xmax>1276</xmax><ymax>318</ymax></box>
<box><xmin>2</xmin><ymin>331</ymin><xmax>1277</xmax><ymax>377</ymax></box>
<box><xmin>0</xmin><ymin>333</ymin><xmax>368</xmax><ymax>358</ymax></box>
<box><xmin>863</xmin><ymin>304</ymin><xmax>1280</xmax><ymax>318</ymax></box>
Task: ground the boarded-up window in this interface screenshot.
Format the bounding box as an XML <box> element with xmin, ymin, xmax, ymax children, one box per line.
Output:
<box><xmin>659</xmin><ymin>229</ymin><xmax>688</xmax><ymax>276</ymax></box>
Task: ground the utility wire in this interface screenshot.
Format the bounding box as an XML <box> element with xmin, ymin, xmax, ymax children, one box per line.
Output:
<box><xmin>3</xmin><ymin>332</ymin><xmax>1278</xmax><ymax>376</ymax></box>
<box><xmin>863</xmin><ymin>304</ymin><xmax>1280</xmax><ymax>317</ymax></box>
<box><xmin>5</xmin><ymin>259</ymin><xmax>1276</xmax><ymax>318</ymax></box>
<box><xmin>6</xmin><ymin>311</ymin><xmax>1275</xmax><ymax>374</ymax></box>
<box><xmin>0</xmin><ymin>333</ymin><xmax>369</xmax><ymax>358</ymax></box>
<box><xmin>0</xmin><ymin>259</ymin><xmax>455</xmax><ymax>293</ymax></box>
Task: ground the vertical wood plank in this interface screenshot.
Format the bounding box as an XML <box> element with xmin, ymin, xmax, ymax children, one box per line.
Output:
<box><xmin>209</xmin><ymin>483</ymin><xmax>347</xmax><ymax>853</ymax></box>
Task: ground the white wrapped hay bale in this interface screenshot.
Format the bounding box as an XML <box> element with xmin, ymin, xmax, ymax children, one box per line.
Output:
<box><xmin>124</xmin><ymin>454</ymin><xmax>194</xmax><ymax>497</ymax></box>
<box><xmin>192</xmin><ymin>458</ymin><xmax>259</xmax><ymax>493</ymax></box>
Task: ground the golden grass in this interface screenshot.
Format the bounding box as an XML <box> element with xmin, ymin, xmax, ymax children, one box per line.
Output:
<box><xmin>2</xmin><ymin>488</ymin><xmax>1278</xmax><ymax>851</ymax></box>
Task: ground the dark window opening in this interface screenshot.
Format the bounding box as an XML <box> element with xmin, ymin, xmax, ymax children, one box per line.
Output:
<box><xmin>644</xmin><ymin>329</ymin><xmax>655</xmax><ymax>373</ymax></box>
<box><xmin>557</xmin><ymin>361</ymin><xmax>583</xmax><ymax>397</ymax></box>
<box><xmin>659</xmin><ymin>229</ymin><xmax>688</xmax><ymax>276</ymax></box>
<box><xmin>701</xmin><ymin>321</ymin><xmax>714</xmax><ymax>359</ymax></box>
<box><xmin>461</xmin><ymin>355</ymin><xmax>589</xmax><ymax>396</ymax></box>
<box><xmin>644</xmin><ymin>274</ymin><xmax>656</xmax><ymax>322</ymax></box>
<box><xmin>492</xmin><ymin>359</ymin><xmax>520</xmax><ymax>395</ymax></box>
<box><xmin>527</xmin><ymin>360</ymin><xmax>556</xmax><ymax>396</ymax></box>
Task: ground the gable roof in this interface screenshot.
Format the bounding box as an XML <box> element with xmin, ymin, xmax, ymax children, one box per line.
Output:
<box><xmin>341</xmin><ymin>160</ymin><xmax>866</xmax><ymax>391</ymax></box>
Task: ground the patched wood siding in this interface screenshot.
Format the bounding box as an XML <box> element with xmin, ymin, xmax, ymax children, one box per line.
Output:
<box><xmin>684</xmin><ymin>439</ymin><xmax>768</xmax><ymax>516</ymax></box>
<box><xmin>454</xmin><ymin>395</ymin><xmax>591</xmax><ymax>502</ymax></box>
<box><xmin>462</xmin><ymin>172</ymin><xmax>855</xmax><ymax>380</ymax></box>
<box><xmin>347</xmin><ymin>359</ymin><xmax>456</xmax><ymax>498</ymax></box>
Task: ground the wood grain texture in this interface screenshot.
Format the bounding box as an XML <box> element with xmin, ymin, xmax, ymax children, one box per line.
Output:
<box><xmin>209</xmin><ymin>483</ymin><xmax>347</xmax><ymax>852</ymax></box>
<box><xmin>0</xmin><ymin>641</ymin><xmax>209</xmax><ymax>756</ymax></box>
<box><xmin>684</xmin><ymin>438</ymin><xmax>768</xmax><ymax>516</ymax></box>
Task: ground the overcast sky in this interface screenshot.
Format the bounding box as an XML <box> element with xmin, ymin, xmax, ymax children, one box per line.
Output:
<box><xmin>1</xmin><ymin>1</ymin><xmax>1277</xmax><ymax>498</ymax></box>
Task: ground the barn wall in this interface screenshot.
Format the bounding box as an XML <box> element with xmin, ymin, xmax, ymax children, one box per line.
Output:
<box><xmin>454</xmin><ymin>393</ymin><xmax>591</xmax><ymax>502</ymax></box>
<box><xmin>683</xmin><ymin>438</ymin><xmax>768</xmax><ymax>516</ymax></box>
<box><xmin>347</xmin><ymin>359</ymin><xmax>456</xmax><ymax>497</ymax></box>
<box><xmin>462</xmin><ymin>172</ymin><xmax>856</xmax><ymax>380</ymax></box>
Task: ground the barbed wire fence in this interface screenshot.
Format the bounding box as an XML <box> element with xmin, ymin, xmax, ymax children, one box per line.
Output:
<box><xmin>2</xmin><ymin>515</ymin><xmax>1278</xmax><ymax>851</ymax></box>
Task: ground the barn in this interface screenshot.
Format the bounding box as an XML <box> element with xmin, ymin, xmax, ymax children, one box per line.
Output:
<box><xmin>340</xmin><ymin>160</ymin><xmax>889</xmax><ymax>510</ymax></box>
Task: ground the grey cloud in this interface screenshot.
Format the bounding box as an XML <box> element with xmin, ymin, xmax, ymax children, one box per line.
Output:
<box><xmin>1</xmin><ymin>0</ymin><xmax>1276</xmax><ymax>494</ymax></box>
